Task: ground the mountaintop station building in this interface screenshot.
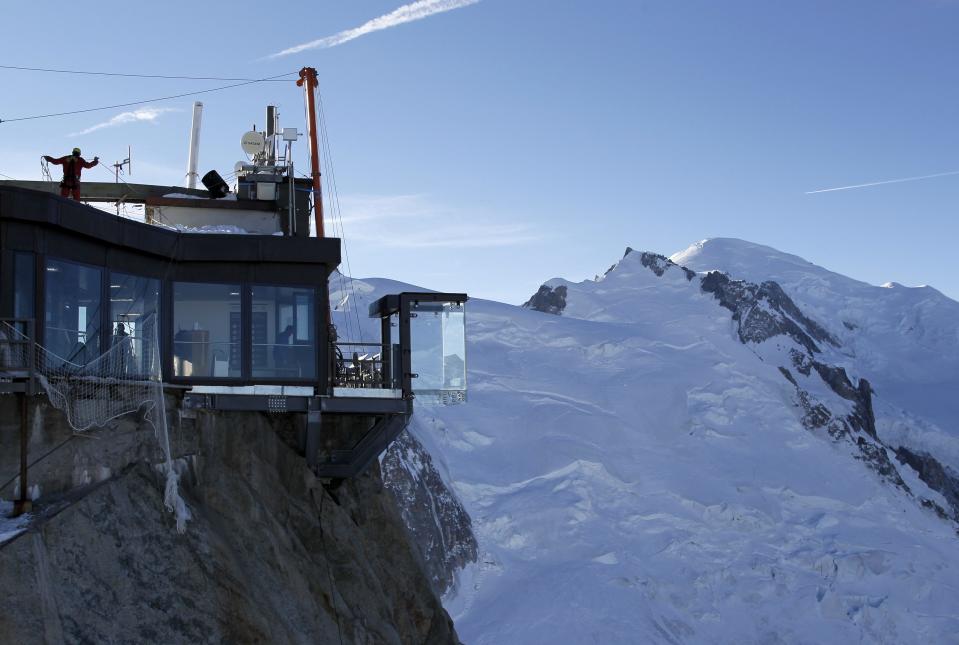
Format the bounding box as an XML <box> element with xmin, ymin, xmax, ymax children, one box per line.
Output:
<box><xmin>0</xmin><ymin>181</ymin><xmax>467</xmax><ymax>479</ymax></box>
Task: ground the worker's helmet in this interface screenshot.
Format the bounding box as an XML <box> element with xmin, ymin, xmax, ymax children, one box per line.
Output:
<box><xmin>72</xmin><ymin>147</ymin><xmax>81</xmax><ymax>156</ymax></box>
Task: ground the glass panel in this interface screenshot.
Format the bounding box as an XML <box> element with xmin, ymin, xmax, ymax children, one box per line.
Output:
<box><xmin>110</xmin><ymin>272</ymin><xmax>160</xmax><ymax>377</ymax></box>
<box><xmin>252</xmin><ymin>285</ymin><xmax>315</xmax><ymax>379</ymax></box>
<box><xmin>44</xmin><ymin>258</ymin><xmax>102</xmax><ymax>365</ymax></box>
<box><xmin>13</xmin><ymin>252</ymin><xmax>34</xmax><ymax>320</ymax></box>
<box><xmin>442</xmin><ymin>305</ymin><xmax>466</xmax><ymax>390</ymax></box>
<box><xmin>410</xmin><ymin>301</ymin><xmax>467</xmax><ymax>398</ymax></box>
<box><xmin>173</xmin><ymin>282</ymin><xmax>241</xmax><ymax>378</ymax></box>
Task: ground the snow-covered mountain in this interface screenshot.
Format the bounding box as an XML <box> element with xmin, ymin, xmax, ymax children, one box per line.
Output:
<box><xmin>672</xmin><ymin>238</ymin><xmax>959</xmax><ymax>442</ymax></box>
<box><xmin>339</xmin><ymin>239</ymin><xmax>959</xmax><ymax>644</ymax></box>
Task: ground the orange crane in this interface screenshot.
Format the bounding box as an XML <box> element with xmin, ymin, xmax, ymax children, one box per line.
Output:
<box><xmin>297</xmin><ymin>67</ymin><xmax>324</xmax><ymax>238</ymax></box>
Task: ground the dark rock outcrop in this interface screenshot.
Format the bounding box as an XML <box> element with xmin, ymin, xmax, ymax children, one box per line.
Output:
<box><xmin>382</xmin><ymin>431</ymin><xmax>478</xmax><ymax>595</ymax></box>
<box><xmin>523</xmin><ymin>284</ymin><xmax>568</xmax><ymax>315</ymax></box>
<box><xmin>895</xmin><ymin>447</ymin><xmax>959</xmax><ymax>522</ymax></box>
<box><xmin>701</xmin><ymin>271</ymin><xmax>838</xmax><ymax>353</ymax></box>
<box><xmin>604</xmin><ymin>248</ymin><xmax>696</xmax><ymax>281</ymax></box>
<box><xmin>635</xmin><ymin>250</ymin><xmax>696</xmax><ymax>281</ymax></box>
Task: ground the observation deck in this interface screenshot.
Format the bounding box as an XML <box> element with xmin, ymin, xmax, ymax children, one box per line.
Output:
<box><xmin>0</xmin><ymin>183</ymin><xmax>467</xmax><ymax>480</ymax></box>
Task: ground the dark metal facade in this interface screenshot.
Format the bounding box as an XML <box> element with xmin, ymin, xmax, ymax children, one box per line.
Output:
<box><xmin>0</xmin><ymin>185</ymin><xmax>340</xmax><ymax>387</ymax></box>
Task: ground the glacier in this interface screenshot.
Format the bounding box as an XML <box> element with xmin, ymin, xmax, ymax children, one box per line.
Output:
<box><xmin>340</xmin><ymin>239</ymin><xmax>959</xmax><ymax>644</ymax></box>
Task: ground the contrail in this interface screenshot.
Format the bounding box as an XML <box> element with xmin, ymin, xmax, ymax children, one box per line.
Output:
<box><xmin>267</xmin><ymin>0</ymin><xmax>481</xmax><ymax>58</ymax></box>
<box><xmin>68</xmin><ymin>106</ymin><xmax>177</xmax><ymax>137</ymax></box>
<box><xmin>806</xmin><ymin>169</ymin><xmax>959</xmax><ymax>194</ymax></box>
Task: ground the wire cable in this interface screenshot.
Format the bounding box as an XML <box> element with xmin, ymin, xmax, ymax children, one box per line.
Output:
<box><xmin>0</xmin><ymin>72</ymin><xmax>297</xmax><ymax>124</ymax></box>
<box><xmin>317</xmin><ymin>88</ymin><xmax>364</xmax><ymax>341</ymax></box>
<box><xmin>0</xmin><ymin>64</ymin><xmax>294</xmax><ymax>83</ymax></box>
<box><xmin>40</xmin><ymin>156</ymin><xmax>53</xmax><ymax>182</ymax></box>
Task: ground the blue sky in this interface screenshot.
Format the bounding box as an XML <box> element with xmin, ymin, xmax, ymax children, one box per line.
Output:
<box><xmin>2</xmin><ymin>1</ymin><xmax>959</xmax><ymax>303</ymax></box>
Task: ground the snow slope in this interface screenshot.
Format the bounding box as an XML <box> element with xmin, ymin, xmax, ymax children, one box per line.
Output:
<box><xmin>340</xmin><ymin>242</ymin><xmax>959</xmax><ymax>644</ymax></box>
<box><xmin>672</xmin><ymin>238</ymin><xmax>959</xmax><ymax>438</ymax></box>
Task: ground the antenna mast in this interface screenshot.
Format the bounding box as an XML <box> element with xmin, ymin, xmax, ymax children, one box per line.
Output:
<box><xmin>113</xmin><ymin>146</ymin><xmax>131</xmax><ymax>184</ymax></box>
<box><xmin>297</xmin><ymin>67</ymin><xmax>324</xmax><ymax>238</ymax></box>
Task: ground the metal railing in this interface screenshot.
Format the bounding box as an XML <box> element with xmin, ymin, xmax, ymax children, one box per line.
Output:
<box><xmin>331</xmin><ymin>342</ymin><xmax>393</xmax><ymax>390</ymax></box>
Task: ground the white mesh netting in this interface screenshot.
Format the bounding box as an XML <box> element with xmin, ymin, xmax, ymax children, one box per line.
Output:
<box><xmin>1</xmin><ymin>315</ymin><xmax>190</xmax><ymax>532</ymax></box>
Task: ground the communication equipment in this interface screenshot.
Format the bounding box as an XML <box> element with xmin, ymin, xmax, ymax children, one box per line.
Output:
<box><xmin>240</xmin><ymin>131</ymin><xmax>266</xmax><ymax>158</ymax></box>
<box><xmin>201</xmin><ymin>170</ymin><xmax>230</xmax><ymax>199</ymax></box>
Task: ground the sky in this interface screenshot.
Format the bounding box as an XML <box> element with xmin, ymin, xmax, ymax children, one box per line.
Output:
<box><xmin>2</xmin><ymin>0</ymin><xmax>959</xmax><ymax>304</ymax></box>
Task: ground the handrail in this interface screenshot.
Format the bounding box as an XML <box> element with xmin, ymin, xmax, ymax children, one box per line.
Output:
<box><xmin>331</xmin><ymin>340</ymin><xmax>392</xmax><ymax>390</ymax></box>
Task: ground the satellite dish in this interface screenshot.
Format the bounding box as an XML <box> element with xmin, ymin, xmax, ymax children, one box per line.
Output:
<box><xmin>240</xmin><ymin>131</ymin><xmax>266</xmax><ymax>157</ymax></box>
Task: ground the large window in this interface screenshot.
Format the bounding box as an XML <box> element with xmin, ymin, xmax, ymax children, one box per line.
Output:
<box><xmin>44</xmin><ymin>258</ymin><xmax>102</xmax><ymax>365</ymax></box>
<box><xmin>110</xmin><ymin>272</ymin><xmax>160</xmax><ymax>377</ymax></box>
<box><xmin>252</xmin><ymin>285</ymin><xmax>315</xmax><ymax>379</ymax></box>
<box><xmin>173</xmin><ymin>282</ymin><xmax>240</xmax><ymax>378</ymax></box>
<box><xmin>13</xmin><ymin>252</ymin><xmax>34</xmax><ymax>320</ymax></box>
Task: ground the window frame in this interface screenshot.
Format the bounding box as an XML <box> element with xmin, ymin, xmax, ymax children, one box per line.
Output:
<box><xmin>250</xmin><ymin>283</ymin><xmax>318</xmax><ymax>381</ymax></box>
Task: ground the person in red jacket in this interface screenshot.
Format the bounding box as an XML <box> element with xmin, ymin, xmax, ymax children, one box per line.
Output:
<box><xmin>44</xmin><ymin>147</ymin><xmax>99</xmax><ymax>200</ymax></box>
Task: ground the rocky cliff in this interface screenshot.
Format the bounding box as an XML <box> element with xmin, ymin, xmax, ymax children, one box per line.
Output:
<box><xmin>0</xmin><ymin>400</ymin><xmax>460</xmax><ymax>644</ymax></box>
<box><xmin>382</xmin><ymin>429</ymin><xmax>478</xmax><ymax>596</ymax></box>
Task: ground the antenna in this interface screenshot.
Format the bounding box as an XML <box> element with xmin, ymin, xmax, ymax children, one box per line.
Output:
<box><xmin>240</xmin><ymin>130</ymin><xmax>266</xmax><ymax>160</ymax></box>
<box><xmin>113</xmin><ymin>146</ymin><xmax>131</xmax><ymax>184</ymax></box>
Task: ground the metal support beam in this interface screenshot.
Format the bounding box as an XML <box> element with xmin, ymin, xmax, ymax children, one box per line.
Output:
<box><xmin>314</xmin><ymin>413</ymin><xmax>410</xmax><ymax>479</ymax></box>
<box><xmin>318</xmin><ymin>396</ymin><xmax>409</xmax><ymax>415</ymax></box>
<box><xmin>182</xmin><ymin>393</ymin><xmax>311</xmax><ymax>412</ymax></box>
<box><xmin>305</xmin><ymin>398</ymin><xmax>322</xmax><ymax>470</ymax></box>
<box><xmin>13</xmin><ymin>393</ymin><xmax>31</xmax><ymax>516</ymax></box>
<box><xmin>0</xmin><ymin>180</ymin><xmax>209</xmax><ymax>203</ymax></box>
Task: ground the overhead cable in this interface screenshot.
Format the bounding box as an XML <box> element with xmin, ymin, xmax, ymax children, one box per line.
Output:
<box><xmin>0</xmin><ymin>64</ymin><xmax>294</xmax><ymax>83</ymax></box>
<box><xmin>0</xmin><ymin>72</ymin><xmax>297</xmax><ymax>124</ymax></box>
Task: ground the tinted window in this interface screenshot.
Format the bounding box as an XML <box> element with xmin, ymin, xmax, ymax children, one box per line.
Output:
<box><xmin>45</xmin><ymin>258</ymin><xmax>102</xmax><ymax>365</ymax></box>
<box><xmin>173</xmin><ymin>282</ymin><xmax>241</xmax><ymax>378</ymax></box>
<box><xmin>252</xmin><ymin>285</ymin><xmax>316</xmax><ymax>379</ymax></box>
<box><xmin>110</xmin><ymin>272</ymin><xmax>160</xmax><ymax>377</ymax></box>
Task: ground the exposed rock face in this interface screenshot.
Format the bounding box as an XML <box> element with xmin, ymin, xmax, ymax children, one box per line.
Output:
<box><xmin>632</xmin><ymin>249</ymin><xmax>696</xmax><ymax>281</ymax></box>
<box><xmin>523</xmin><ymin>284</ymin><xmax>568</xmax><ymax>315</ymax></box>
<box><xmin>381</xmin><ymin>431</ymin><xmax>478</xmax><ymax>595</ymax></box>
<box><xmin>895</xmin><ymin>447</ymin><xmax>959</xmax><ymax>522</ymax></box>
<box><xmin>700</xmin><ymin>271</ymin><xmax>837</xmax><ymax>353</ymax></box>
<box><xmin>0</xmin><ymin>407</ymin><xmax>460</xmax><ymax>645</ymax></box>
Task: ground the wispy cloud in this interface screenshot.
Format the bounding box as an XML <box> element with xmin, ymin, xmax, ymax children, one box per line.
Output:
<box><xmin>267</xmin><ymin>0</ymin><xmax>481</xmax><ymax>58</ymax></box>
<box><xmin>330</xmin><ymin>193</ymin><xmax>542</xmax><ymax>249</ymax></box>
<box><xmin>806</xmin><ymin>169</ymin><xmax>959</xmax><ymax>194</ymax></box>
<box><xmin>337</xmin><ymin>194</ymin><xmax>439</xmax><ymax>224</ymax></box>
<box><xmin>373</xmin><ymin>222</ymin><xmax>541</xmax><ymax>249</ymax></box>
<box><xmin>68</xmin><ymin>106</ymin><xmax>178</xmax><ymax>137</ymax></box>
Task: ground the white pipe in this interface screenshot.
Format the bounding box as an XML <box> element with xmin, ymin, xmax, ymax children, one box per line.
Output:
<box><xmin>185</xmin><ymin>101</ymin><xmax>204</xmax><ymax>189</ymax></box>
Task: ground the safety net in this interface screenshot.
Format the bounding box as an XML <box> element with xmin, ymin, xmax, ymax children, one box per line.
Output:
<box><xmin>1</xmin><ymin>315</ymin><xmax>189</xmax><ymax>532</ymax></box>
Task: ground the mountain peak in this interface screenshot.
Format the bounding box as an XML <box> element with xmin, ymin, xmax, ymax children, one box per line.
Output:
<box><xmin>670</xmin><ymin>238</ymin><xmax>818</xmax><ymax>274</ymax></box>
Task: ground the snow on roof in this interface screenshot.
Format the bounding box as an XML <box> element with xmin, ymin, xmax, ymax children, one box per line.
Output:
<box><xmin>162</xmin><ymin>192</ymin><xmax>237</xmax><ymax>201</ymax></box>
